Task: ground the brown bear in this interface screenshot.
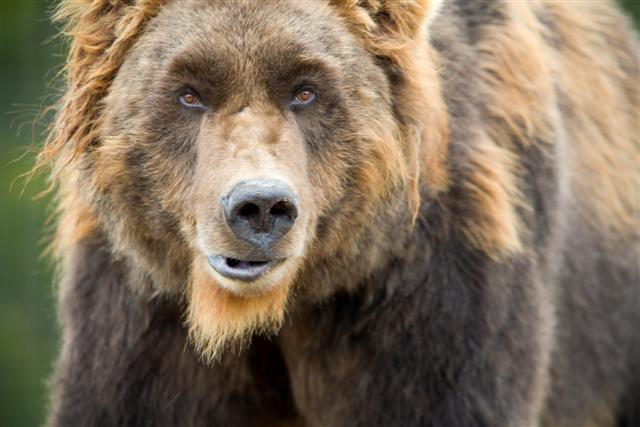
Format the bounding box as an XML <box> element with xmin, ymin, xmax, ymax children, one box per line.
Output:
<box><xmin>39</xmin><ymin>0</ymin><xmax>639</xmax><ymax>426</ymax></box>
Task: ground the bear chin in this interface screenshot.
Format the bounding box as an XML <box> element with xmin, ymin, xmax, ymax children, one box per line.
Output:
<box><xmin>186</xmin><ymin>255</ymin><xmax>298</xmax><ymax>361</ymax></box>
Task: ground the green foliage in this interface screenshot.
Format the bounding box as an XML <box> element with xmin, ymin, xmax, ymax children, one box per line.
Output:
<box><xmin>621</xmin><ymin>0</ymin><xmax>640</xmax><ymax>27</ymax></box>
<box><xmin>0</xmin><ymin>2</ymin><xmax>638</xmax><ymax>426</ymax></box>
<box><xmin>0</xmin><ymin>2</ymin><xmax>60</xmax><ymax>426</ymax></box>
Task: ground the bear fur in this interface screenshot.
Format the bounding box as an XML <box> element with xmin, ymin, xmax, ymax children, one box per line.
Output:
<box><xmin>40</xmin><ymin>1</ymin><xmax>639</xmax><ymax>426</ymax></box>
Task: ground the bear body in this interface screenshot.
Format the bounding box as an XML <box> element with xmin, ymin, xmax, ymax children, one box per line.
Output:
<box><xmin>44</xmin><ymin>1</ymin><xmax>639</xmax><ymax>426</ymax></box>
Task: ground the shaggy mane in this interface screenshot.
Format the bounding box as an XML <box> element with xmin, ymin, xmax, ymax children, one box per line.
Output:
<box><xmin>37</xmin><ymin>0</ymin><xmax>167</xmax><ymax>180</ymax></box>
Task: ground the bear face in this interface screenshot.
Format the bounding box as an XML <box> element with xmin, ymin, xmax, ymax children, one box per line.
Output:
<box><xmin>64</xmin><ymin>0</ymin><xmax>446</xmax><ymax>359</ymax></box>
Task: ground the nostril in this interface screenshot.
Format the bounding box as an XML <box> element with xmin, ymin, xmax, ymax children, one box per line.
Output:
<box><xmin>269</xmin><ymin>201</ymin><xmax>296</xmax><ymax>218</ymax></box>
<box><xmin>238</xmin><ymin>202</ymin><xmax>260</xmax><ymax>220</ymax></box>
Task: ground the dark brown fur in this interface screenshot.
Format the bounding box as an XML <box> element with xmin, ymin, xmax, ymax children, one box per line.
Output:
<box><xmin>42</xmin><ymin>1</ymin><xmax>639</xmax><ymax>426</ymax></box>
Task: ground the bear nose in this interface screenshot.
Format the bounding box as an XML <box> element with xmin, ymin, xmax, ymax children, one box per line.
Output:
<box><xmin>221</xmin><ymin>180</ymin><xmax>298</xmax><ymax>248</ymax></box>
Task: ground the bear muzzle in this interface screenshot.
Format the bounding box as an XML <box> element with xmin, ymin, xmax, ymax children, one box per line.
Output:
<box><xmin>203</xmin><ymin>179</ymin><xmax>299</xmax><ymax>284</ymax></box>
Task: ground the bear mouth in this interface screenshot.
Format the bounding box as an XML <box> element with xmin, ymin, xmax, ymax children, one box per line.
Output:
<box><xmin>206</xmin><ymin>255</ymin><xmax>282</xmax><ymax>282</ymax></box>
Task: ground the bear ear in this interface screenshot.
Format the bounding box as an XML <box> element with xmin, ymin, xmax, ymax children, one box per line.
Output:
<box><xmin>331</xmin><ymin>0</ymin><xmax>450</xmax><ymax>194</ymax></box>
<box><xmin>329</xmin><ymin>0</ymin><xmax>445</xmax><ymax>45</ymax></box>
<box><xmin>37</xmin><ymin>0</ymin><xmax>166</xmax><ymax>178</ymax></box>
<box><xmin>373</xmin><ymin>0</ymin><xmax>445</xmax><ymax>38</ymax></box>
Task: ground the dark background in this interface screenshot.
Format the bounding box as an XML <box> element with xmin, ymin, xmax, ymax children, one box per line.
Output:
<box><xmin>1</xmin><ymin>1</ymin><xmax>638</xmax><ymax>426</ymax></box>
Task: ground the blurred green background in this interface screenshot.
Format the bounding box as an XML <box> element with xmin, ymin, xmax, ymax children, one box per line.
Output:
<box><xmin>0</xmin><ymin>1</ymin><xmax>638</xmax><ymax>426</ymax></box>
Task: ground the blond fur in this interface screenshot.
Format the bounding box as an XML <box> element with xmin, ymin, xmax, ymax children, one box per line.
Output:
<box><xmin>187</xmin><ymin>257</ymin><xmax>293</xmax><ymax>362</ymax></box>
<box><xmin>37</xmin><ymin>0</ymin><xmax>167</xmax><ymax>179</ymax></box>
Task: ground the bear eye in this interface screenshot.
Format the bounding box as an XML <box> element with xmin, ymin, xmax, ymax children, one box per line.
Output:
<box><xmin>291</xmin><ymin>86</ymin><xmax>317</xmax><ymax>108</ymax></box>
<box><xmin>178</xmin><ymin>90</ymin><xmax>205</xmax><ymax>110</ymax></box>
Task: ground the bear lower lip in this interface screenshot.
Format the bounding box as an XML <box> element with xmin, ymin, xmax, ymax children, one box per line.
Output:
<box><xmin>206</xmin><ymin>255</ymin><xmax>280</xmax><ymax>282</ymax></box>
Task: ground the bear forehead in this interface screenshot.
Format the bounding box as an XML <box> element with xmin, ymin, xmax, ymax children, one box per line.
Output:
<box><xmin>109</xmin><ymin>0</ymin><xmax>388</xmax><ymax>118</ymax></box>
<box><xmin>141</xmin><ymin>0</ymin><xmax>356</xmax><ymax>66</ymax></box>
